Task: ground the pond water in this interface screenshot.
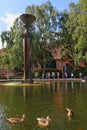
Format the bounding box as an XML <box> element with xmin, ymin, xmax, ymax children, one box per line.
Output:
<box><xmin>0</xmin><ymin>81</ymin><xmax>87</xmax><ymax>130</ymax></box>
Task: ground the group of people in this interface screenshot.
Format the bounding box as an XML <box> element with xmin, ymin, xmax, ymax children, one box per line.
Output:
<box><xmin>63</xmin><ymin>71</ymin><xmax>83</xmax><ymax>78</ymax></box>
<box><xmin>41</xmin><ymin>71</ymin><xmax>60</xmax><ymax>79</ymax></box>
<box><xmin>34</xmin><ymin>71</ymin><xmax>83</xmax><ymax>79</ymax></box>
<box><xmin>63</xmin><ymin>71</ymin><xmax>74</xmax><ymax>78</ymax></box>
<box><xmin>34</xmin><ymin>71</ymin><xmax>60</xmax><ymax>79</ymax></box>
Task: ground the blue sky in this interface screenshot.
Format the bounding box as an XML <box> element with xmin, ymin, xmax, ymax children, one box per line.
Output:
<box><xmin>0</xmin><ymin>0</ymin><xmax>79</xmax><ymax>48</ymax></box>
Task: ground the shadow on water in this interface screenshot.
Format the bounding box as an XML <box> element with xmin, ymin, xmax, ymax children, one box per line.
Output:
<box><xmin>0</xmin><ymin>80</ymin><xmax>87</xmax><ymax>130</ymax></box>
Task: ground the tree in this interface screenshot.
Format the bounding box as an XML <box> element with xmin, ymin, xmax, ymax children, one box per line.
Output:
<box><xmin>58</xmin><ymin>10</ymin><xmax>76</xmax><ymax>68</ymax></box>
<box><xmin>25</xmin><ymin>0</ymin><xmax>59</xmax><ymax>72</ymax></box>
<box><xmin>0</xmin><ymin>1</ymin><xmax>59</xmax><ymax>73</ymax></box>
<box><xmin>0</xmin><ymin>18</ymin><xmax>24</xmax><ymax>72</ymax></box>
<box><xmin>58</xmin><ymin>0</ymin><xmax>87</xmax><ymax>67</ymax></box>
<box><xmin>72</xmin><ymin>0</ymin><xmax>87</xmax><ymax>65</ymax></box>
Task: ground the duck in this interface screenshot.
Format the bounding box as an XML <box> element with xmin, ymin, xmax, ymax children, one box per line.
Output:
<box><xmin>6</xmin><ymin>114</ymin><xmax>27</xmax><ymax>123</ymax></box>
<box><xmin>66</xmin><ymin>108</ymin><xmax>73</xmax><ymax>117</ymax></box>
<box><xmin>66</xmin><ymin>107</ymin><xmax>73</xmax><ymax>117</ymax></box>
<box><xmin>81</xmin><ymin>79</ymin><xmax>85</xmax><ymax>82</ymax></box>
<box><xmin>37</xmin><ymin>116</ymin><xmax>51</xmax><ymax>127</ymax></box>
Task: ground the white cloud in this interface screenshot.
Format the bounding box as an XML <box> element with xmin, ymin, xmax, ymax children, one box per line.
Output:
<box><xmin>0</xmin><ymin>12</ymin><xmax>20</xmax><ymax>30</ymax></box>
<box><xmin>0</xmin><ymin>12</ymin><xmax>20</xmax><ymax>49</ymax></box>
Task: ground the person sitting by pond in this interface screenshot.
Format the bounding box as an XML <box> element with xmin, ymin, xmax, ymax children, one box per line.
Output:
<box><xmin>6</xmin><ymin>113</ymin><xmax>27</xmax><ymax>123</ymax></box>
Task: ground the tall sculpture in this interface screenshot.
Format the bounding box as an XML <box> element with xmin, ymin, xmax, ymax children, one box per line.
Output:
<box><xmin>19</xmin><ymin>14</ymin><xmax>36</xmax><ymax>81</ymax></box>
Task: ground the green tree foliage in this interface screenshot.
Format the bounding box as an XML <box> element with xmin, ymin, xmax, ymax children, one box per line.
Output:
<box><xmin>25</xmin><ymin>0</ymin><xmax>59</xmax><ymax>71</ymax></box>
<box><xmin>58</xmin><ymin>0</ymin><xmax>87</xmax><ymax>67</ymax></box>
<box><xmin>65</xmin><ymin>0</ymin><xmax>87</xmax><ymax>66</ymax></box>
<box><xmin>58</xmin><ymin>11</ymin><xmax>75</xmax><ymax>59</ymax></box>
<box><xmin>0</xmin><ymin>18</ymin><xmax>24</xmax><ymax>72</ymax></box>
<box><xmin>72</xmin><ymin>0</ymin><xmax>87</xmax><ymax>64</ymax></box>
<box><xmin>0</xmin><ymin>0</ymin><xmax>87</xmax><ymax>73</ymax></box>
<box><xmin>0</xmin><ymin>1</ymin><xmax>59</xmax><ymax>73</ymax></box>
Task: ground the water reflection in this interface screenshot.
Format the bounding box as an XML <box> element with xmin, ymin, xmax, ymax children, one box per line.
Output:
<box><xmin>0</xmin><ymin>81</ymin><xmax>87</xmax><ymax>129</ymax></box>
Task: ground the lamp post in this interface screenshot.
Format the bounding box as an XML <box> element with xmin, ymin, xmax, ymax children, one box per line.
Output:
<box><xmin>19</xmin><ymin>13</ymin><xmax>36</xmax><ymax>82</ymax></box>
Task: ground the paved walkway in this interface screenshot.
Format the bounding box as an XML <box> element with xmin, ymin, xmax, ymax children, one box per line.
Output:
<box><xmin>0</xmin><ymin>78</ymin><xmax>82</xmax><ymax>83</ymax></box>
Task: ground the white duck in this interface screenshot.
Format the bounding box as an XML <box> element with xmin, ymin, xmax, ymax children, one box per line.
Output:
<box><xmin>37</xmin><ymin>116</ymin><xmax>51</xmax><ymax>127</ymax></box>
<box><xmin>81</xmin><ymin>79</ymin><xmax>85</xmax><ymax>82</ymax></box>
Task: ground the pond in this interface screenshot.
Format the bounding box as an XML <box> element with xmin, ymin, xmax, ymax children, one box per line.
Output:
<box><xmin>0</xmin><ymin>80</ymin><xmax>87</xmax><ymax>130</ymax></box>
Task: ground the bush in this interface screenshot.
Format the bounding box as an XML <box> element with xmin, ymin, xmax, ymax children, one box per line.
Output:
<box><xmin>73</xmin><ymin>67</ymin><xmax>87</xmax><ymax>78</ymax></box>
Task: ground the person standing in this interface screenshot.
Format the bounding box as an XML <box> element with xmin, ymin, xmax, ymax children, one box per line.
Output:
<box><xmin>51</xmin><ymin>71</ymin><xmax>55</xmax><ymax>79</ymax></box>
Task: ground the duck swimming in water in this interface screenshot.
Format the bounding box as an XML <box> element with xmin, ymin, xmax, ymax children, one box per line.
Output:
<box><xmin>81</xmin><ymin>79</ymin><xmax>85</xmax><ymax>82</ymax></box>
<box><xmin>6</xmin><ymin>114</ymin><xmax>27</xmax><ymax>123</ymax></box>
<box><xmin>37</xmin><ymin>116</ymin><xmax>51</xmax><ymax>127</ymax></box>
<box><xmin>66</xmin><ymin>107</ymin><xmax>73</xmax><ymax>117</ymax></box>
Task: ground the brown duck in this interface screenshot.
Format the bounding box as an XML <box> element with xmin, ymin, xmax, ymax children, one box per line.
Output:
<box><xmin>37</xmin><ymin>116</ymin><xmax>51</xmax><ymax>127</ymax></box>
<box><xmin>6</xmin><ymin>114</ymin><xmax>27</xmax><ymax>123</ymax></box>
<box><xmin>66</xmin><ymin>107</ymin><xmax>73</xmax><ymax>117</ymax></box>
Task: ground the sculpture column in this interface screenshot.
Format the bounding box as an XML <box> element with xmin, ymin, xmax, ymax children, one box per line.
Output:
<box><xmin>19</xmin><ymin>14</ymin><xmax>36</xmax><ymax>81</ymax></box>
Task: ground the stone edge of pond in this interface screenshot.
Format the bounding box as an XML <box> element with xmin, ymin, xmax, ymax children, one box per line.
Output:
<box><xmin>0</xmin><ymin>80</ymin><xmax>50</xmax><ymax>87</ymax></box>
<box><xmin>0</xmin><ymin>78</ymin><xmax>83</xmax><ymax>87</ymax></box>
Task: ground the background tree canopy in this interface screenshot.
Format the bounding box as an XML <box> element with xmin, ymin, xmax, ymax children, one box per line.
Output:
<box><xmin>0</xmin><ymin>0</ymin><xmax>87</xmax><ymax>73</ymax></box>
